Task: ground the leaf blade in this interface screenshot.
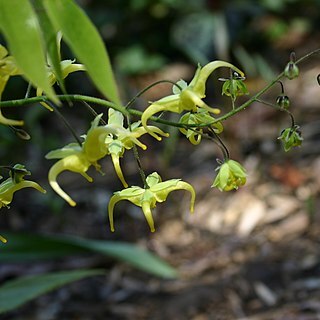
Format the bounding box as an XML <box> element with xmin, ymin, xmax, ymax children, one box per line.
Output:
<box><xmin>0</xmin><ymin>0</ymin><xmax>57</xmax><ymax>103</ymax></box>
<box><xmin>0</xmin><ymin>269</ymin><xmax>104</xmax><ymax>313</ymax></box>
<box><xmin>43</xmin><ymin>0</ymin><xmax>121</xmax><ymax>105</ymax></box>
<box><xmin>0</xmin><ymin>233</ymin><xmax>178</xmax><ymax>278</ymax></box>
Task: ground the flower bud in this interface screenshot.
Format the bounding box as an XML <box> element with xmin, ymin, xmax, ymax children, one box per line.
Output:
<box><xmin>276</xmin><ymin>95</ymin><xmax>290</xmax><ymax>109</ymax></box>
<box><xmin>212</xmin><ymin>159</ymin><xmax>247</xmax><ymax>191</ymax></box>
<box><xmin>278</xmin><ymin>125</ymin><xmax>303</xmax><ymax>152</ymax></box>
<box><xmin>284</xmin><ymin>61</ymin><xmax>299</xmax><ymax>80</ymax></box>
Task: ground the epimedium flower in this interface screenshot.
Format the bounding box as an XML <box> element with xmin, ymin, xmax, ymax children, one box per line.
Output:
<box><xmin>141</xmin><ymin>61</ymin><xmax>244</xmax><ymax>140</ymax></box>
<box><xmin>37</xmin><ymin>59</ymin><xmax>86</xmax><ymax>111</ymax></box>
<box><xmin>0</xmin><ymin>164</ymin><xmax>46</xmax><ymax>244</ymax></box>
<box><xmin>212</xmin><ymin>159</ymin><xmax>247</xmax><ymax>191</ymax></box>
<box><xmin>108</xmin><ymin>172</ymin><xmax>196</xmax><ymax>232</ymax></box>
<box><xmin>179</xmin><ymin>107</ymin><xmax>223</xmax><ymax>145</ymax></box>
<box><xmin>220</xmin><ymin>71</ymin><xmax>249</xmax><ymax>103</ymax></box>
<box><xmin>0</xmin><ymin>44</ymin><xmax>24</xmax><ymax>126</ymax></box>
<box><xmin>46</xmin><ymin>111</ymin><xmax>168</xmax><ymax>205</ymax></box>
<box><xmin>0</xmin><ymin>164</ymin><xmax>46</xmax><ymax>208</ymax></box>
<box><xmin>83</xmin><ymin>110</ymin><xmax>168</xmax><ymax>187</ymax></box>
<box><xmin>278</xmin><ymin>125</ymin><xmax>303</xmax><ymax>152</ymax></box>
<box><xmin>46</xmin><ymin>142</ymin><xmax>102</xmax><ymax>207</ymax></box>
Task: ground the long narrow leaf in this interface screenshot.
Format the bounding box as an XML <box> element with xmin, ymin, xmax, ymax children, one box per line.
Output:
<box><xmin>0</xmin><ymin>0</ymin><xmax>57</xmax><ymax>103</ymax></box>
<box><xmin>32</xmin><ymin>0</ymin><xmax>66</xmax><ymax>94</ymax></box>
<box><xmin>43</xmin><ymin>0</ymin><xmax>121</xmax><ymax>105</ymax></box>
<box><xmin>0</xmin><ymin>233</ymin><xmax>178</xmax><ymax>278</ymax></box>
<box><xmin>0</xmin><ymin>269</ymin><xmax>104</xmax><ymax>314</ymax></box>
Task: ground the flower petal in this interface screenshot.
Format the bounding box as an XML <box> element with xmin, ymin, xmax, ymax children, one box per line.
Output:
<box><xmin>110</xmin><ymin>153</ymin><xmax>128</xmax><ymax>188</ymax></box>
<box><xmin>141</xmin><ymin>201</ymin><xmax>155</xmax><ymax>232</ymax></box>
<box><xmin>48</xmin><ymin>153</ymin><xmax>92</xmax><ymax>206</ymax></box>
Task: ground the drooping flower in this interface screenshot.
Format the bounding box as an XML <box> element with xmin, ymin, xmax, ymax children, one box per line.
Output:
<box><xmin>46</xmin><ymin>143</ymin><xmax>101</xmax><ymax>207</ymax></box>
<box><xmin>0</xmin><ymin>164</ymin><xmax>46</xmax><ymax>208</ymax></box>
<box><xmin>179</xmin><ymin>107</ymin><xmax>223</xmax><ymax>145</ymax></box>
<box><xmin>0</xmin><ymin>164</ymin><xmax>46</xmax><ymax>244</ymax></box>
<box><xmin>83</xmin><ymin>110</ymin><xmax>168</xmax><ymax>187</ymax></box>
<box><xmin>212</xmin><ymin>159</ymin><xmax>247</xmax><ymax>191</ymax></box>
<box><xmin>220</xmin><ymin>71</ymin><xmax>249</xmax><ymax>102</ymax></box>
<box><xmin>37</xmin><ymin>59</ymin><xmax>85</xmax><ymax>110</ymax></box>
<box><xmin>0</xmin><ymin>44</ymin><xmax>23</xmax><ymax>126</ymax></box>
<box><xmin>46</xmin><ymin>111</ymin><xmax>168</xmax><ymax>205</ymax></box>
<box><xmin>141</xmin><ymin>61</ymin><xmax>244</xmax><ymax>140</ymax></box>
<box><xmin>108</xmin><ymin>172</ymin><xmax>196</xmax><ymax>232</ymax></box>
<box><xmin>278</xmin><ymin>125</ymin><xmax>303</xmax><ymax>152</ymax></box>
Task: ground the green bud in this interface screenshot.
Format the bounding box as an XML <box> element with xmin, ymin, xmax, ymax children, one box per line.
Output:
<box><xmin>278</xmin><ymin>125</ymin><xmax>303</xmax><ymax>152</ymax></box>
<box><xmin>221</xmin><ymin>78</ymin><xmax>249</xmax><ymax>101</ymax></box>
<box><xmin>284</xmin><ymin>61</ymin><xmax>299</xmax><ymax>80</ymax></box>
<box><xmin>276</xmin><ymin>95</ymin><xmax>290</xmax><ymax>109</ymax></box>
<box><xmin>212</xmin><ymin>159</ymin><xmax>247</xmax><ymax>191</ymax></box>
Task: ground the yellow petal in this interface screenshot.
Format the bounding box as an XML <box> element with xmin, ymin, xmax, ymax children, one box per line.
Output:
<box><xmin>111</xmin><ymin>153</ymin><xmax>128</xmax><ymax>188</ymax></box>
<box><xmin>141</xmin><ymin>201</ymin><xmax>155</xmax><ymax>232</ymax></box>
<box><xmin>48</xmin><ymin>154</ymin><xmax>92</xmax><ymax>206</ymax></box>
<box><xmin>175</xmin><ymin>181</ymin><xmax>196</xmax><ymax>213</ymax></box>
<box><xmin>193</xmin><ymin>61</ymin><xmax>245</xmax><ymax>96</ymax></box>
<box><xmin>0</xmin><ymin>108</ymin><xmax>23</xmax><ymax>126</ymax></box>
<box><xmin>141</xmin><ymin>103</ymin><xmax>169</xmax><ymax>140</ymax></box>
<box><xmin>0</xmin><ymin>235</ymin><xmax>7</xmax><ymax>243</ymax></box>
<box><xmin>108</xmin><ymin>193</ymin><xmax>122</xmax><ymax>232</ymax></box>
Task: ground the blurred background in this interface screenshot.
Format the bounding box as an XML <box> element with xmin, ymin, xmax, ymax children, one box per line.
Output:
<box><xmin>1</xmin><ymin>0</ymin><xmax>320</xmax><ymax>319</ymax></box>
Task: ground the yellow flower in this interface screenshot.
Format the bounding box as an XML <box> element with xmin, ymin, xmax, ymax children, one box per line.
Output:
<box><xmin>108</xmin><ymin>172</ymin><xmax>196</xmax><ymax>232</ymax></box>
<box><xmin>46</xmin><ymin>143</ymin><xmax>100</xmax><ymax>207</ymax></box>
<box><xmin>212</xmin><ymin>159</ymin><xmax>247</xmax><ymax>191</ymax></box>
<box><xmin>0</xmin><ymin>164</ymin><xmax>46</xmax><ymax>244</ymax></box>
<box><xmin>37</xmin><ymin>59</ymin><xmax>85</xmax><ymax>110</ymax></box>
<box><xmin>0</xmin><ymin>164</ymin><xmax>46</xmax><ymax>208</ymax></box>
<box><xmin>179</xmin><ymin>107</ymin><xmax>223</xmax><ymax>145</ymax></box>
<box><xmin>84</xmin><ymin>110</ymin><xmax>167</xmax><ymax>187</ymax></box>
<box><xmin>0</xmin><ymin>44</ymin><xmax>23</xmax><ymax>126</ymax></box>
<box><xmin>141</xmin><ymin>61</ymin><xmax>244</xmax><ymax>140</ymax></box>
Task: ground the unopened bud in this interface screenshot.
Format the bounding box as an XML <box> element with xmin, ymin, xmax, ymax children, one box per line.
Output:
<box><xmin>284</xmin><ymin>62</ymin><xmax>299</xmax><ymax>80</ymax></box>
<box><xmin>276</xmin><ymin>95</ymin><xmax>290</xmax><ymax>109</ymax></box>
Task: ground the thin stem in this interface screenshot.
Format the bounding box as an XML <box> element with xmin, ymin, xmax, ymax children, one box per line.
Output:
<box><xmin>208</xmin><ymin>128</ymin><xmax>230</xmax><ymax>160</ymax></box>
<box><xmin>81</xmin><ymin>100</ymin><xmax>107</xmax><ymax>125</ymax></box>
<box><xmin>24</xmin><ymin>82</ymin><xmax>32</xmax><ymax>99</ymax></box>
<box><xmin>46</xmin><ymin>101</ymin><xmax>83</xmax><ymax>147</ymax></box>
<box><xmin>0</xmin><ymin>48</ymin><xmax>319</xmax><ymax>131</ymax></box>
<box><xmin>125</xmin><ymin>80</ymin><xmax>183</xmax><ymax>110</ymax></box>
<box><xmin>125</xmin><ymin>114</ymin><xmax>148</xmax><ymax>188</ymax></box>
<box><xmin>277</xmin><ymin>80</ymin><xmax>284</xmax><ymax>94</ymax></box>
<box><xmin>255</xmin><ymin>98</ymin><xmax>295</xmax><ymax>127</ymax></box>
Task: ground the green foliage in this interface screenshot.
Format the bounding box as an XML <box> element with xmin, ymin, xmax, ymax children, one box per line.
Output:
<box><xmin>0</xmin><ymin>269</ymin><xmax>105</xmax><ymax>313</ymax></box>
<box><xmin>0</xmin><ymin>0</ymin><xmax>120</xmax><ymax>104</ymax></box>
<box><xmin>0</xmin><ymin>0</ymin><xmax>57</xmax><ymax>102</ymax></box>
<box><xmin>0</xmin><ymin>233</ymin><xmax>178</xmax><ymax>278</ymax></box>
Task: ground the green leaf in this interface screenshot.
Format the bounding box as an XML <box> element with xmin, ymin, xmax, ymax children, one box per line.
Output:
<box><xmin>0</xmin><ymin>269</ymin><xmax>104</xmax><ymax>314</ymax></box>
<box><xmin>32</xmin><ymin>0</ymin><xmax>66</xmax><ymax>95</ymax></box>
<box><xmin>0</xmin><ymin>233</ymin><xmax>178</xmax><ymax>278</ymax></box>
<box><xmin>0</xmin><ymin>0</ymin><xmax>57</xmax><ymax>103</ymax></box>
<box><xmin>43</xmin><ymin>0</ymin><xmax>121</xmax><ymax>105</ymax></box>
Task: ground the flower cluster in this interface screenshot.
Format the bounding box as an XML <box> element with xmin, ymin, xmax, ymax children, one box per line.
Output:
<box><xmin>46</xmin><ymin>110</ymin><xmax>168</xmax><ymax>206</ymax></box>
<box><xmin>141</xmin><ymin>61</ymin><xmax>244</xmax><ymax>140</ymax></box>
